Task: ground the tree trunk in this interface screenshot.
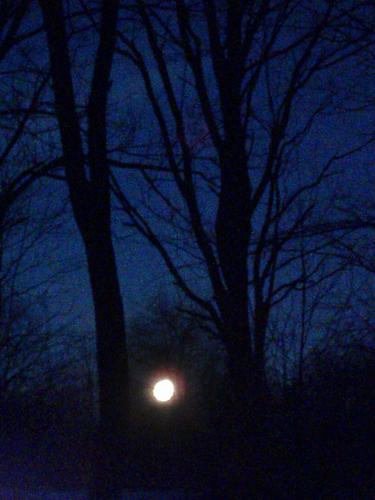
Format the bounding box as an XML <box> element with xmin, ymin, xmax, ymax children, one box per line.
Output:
<box><xmin>220</xmin><ymin>303</ymin><xmax>270</xmax><ymax>497</ymax></box>
<box><xmin>38</xmin><ymin>1</ymin><xmax>127</xmax><ymax>497</ymax></box>
<box><xmin>84</xmin><ymin>226</ymin><xmax>128</xmax><ymax>499</ymax></box>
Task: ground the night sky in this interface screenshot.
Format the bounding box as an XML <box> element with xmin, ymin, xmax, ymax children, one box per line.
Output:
<box><xmin>12</xmin><ymin>18</ymin><xmax>373</xmax><ymax>337</ymax></box>
<box><xmin>0</xmin><ymin>2</ymin><xmax>374</xmax><ymax>497</ymax></box>
<box><xmin>0</xmin><ymin>1</ymin><xmax>373</xmax><ymax>358</ymax></box>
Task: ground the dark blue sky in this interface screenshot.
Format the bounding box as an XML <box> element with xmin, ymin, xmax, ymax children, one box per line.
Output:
<box><xmin>5</xmin><ymin>1</ymin><xmax>374</xmax><ymax>350</ymax></box>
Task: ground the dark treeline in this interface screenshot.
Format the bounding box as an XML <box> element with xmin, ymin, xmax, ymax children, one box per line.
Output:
<box><xmin>1</xmin><ymin>299</ymin><xmax>373</xmax><ymax>497</ymax></box>
<box><xmin>0</xmin><ymin>1</ymin><xmax>374</xmax><ymax>498</ymax></box>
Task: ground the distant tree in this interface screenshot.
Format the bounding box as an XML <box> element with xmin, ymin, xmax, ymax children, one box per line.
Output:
<box><xmin>128</xmin><ymin>296</ymin><xmax>224</xmax><ymax>414</ymax></box>
<box><xmin>130</xmin><ymin>297</ymin><xmax>202</xmax><ymax>369</ymax></box>
<box><xmin>0</xmin><ymin>0</ymin><xmax>68</xmax><ymax>407</ymax></box>
<box><xmin>0</xmin><ymin>1</ymin><xmax>30</xmax><ymax>63</ymax></box>
<box><xmin>0</xmin><ymin>299</ymin><xmax>52</xmax><ymax>402</ymax></box>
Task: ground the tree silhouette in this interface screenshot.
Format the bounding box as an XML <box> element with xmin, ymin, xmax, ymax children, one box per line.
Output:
<box><xmin>38</xmin><ymin>1</ymin><xmax>128</xmax><ymax>497</ymax></box>
<box><xmin>110</xmin><ymin>2</ymin><xmax>375</xmax><ymax>493</ymax></box>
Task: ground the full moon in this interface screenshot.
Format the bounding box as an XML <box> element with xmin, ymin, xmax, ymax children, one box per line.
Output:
<box><xmin>153</xmin><ymin>378</ymin><xmax>175</xmax><ymax>402</ymax></box>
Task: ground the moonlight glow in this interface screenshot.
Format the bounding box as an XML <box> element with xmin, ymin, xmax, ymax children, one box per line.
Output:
<box><xmin>153</xmin><ymin>378</ymin><xmax>175</xmax><ymax>402</ymax></box>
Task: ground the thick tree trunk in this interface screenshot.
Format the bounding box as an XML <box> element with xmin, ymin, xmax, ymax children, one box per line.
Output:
<box><xmin>84</xmin><ymin>226</ymin><xmax>128</xmax><ymax>499</ymax></box>
<box><xmin>220</xmin><ymin>304</ymin><xmax>269</xmax><ymax>497</ymax></box>
<box><xmin>39</xmin><ymin>1</ymin><xmax>127</xmax><ymax>497</ymax></box>
<box><xmin>214</xmin><ymin>110</ymin><xmax>256</xmax><ymax>495</ymax></box>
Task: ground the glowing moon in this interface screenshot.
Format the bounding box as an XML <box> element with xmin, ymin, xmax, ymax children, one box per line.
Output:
<box><xmin>153</xmin><ymin>378</ymin><xmax>175</xmax><ymax>402</ymax></box>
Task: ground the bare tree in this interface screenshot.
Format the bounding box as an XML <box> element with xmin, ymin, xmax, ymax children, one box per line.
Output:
<box><xmin>0</xmin><ymin>0</ymin><xmax>70</xmax><ymax>404</ymax></box>
<box><xmin>112</xmin><ymin>1</ymin><xmax>374</xmax><ymax>404</ymax></box>
<box><xmin>104</xmin><ymin>2</ymin><xmax>375</xmax><ymax>493</ymax></box>
<box><xmin>38</xmin><ymin>1</ymin><xmax>129</xmax><ymax>497</ymax></box>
